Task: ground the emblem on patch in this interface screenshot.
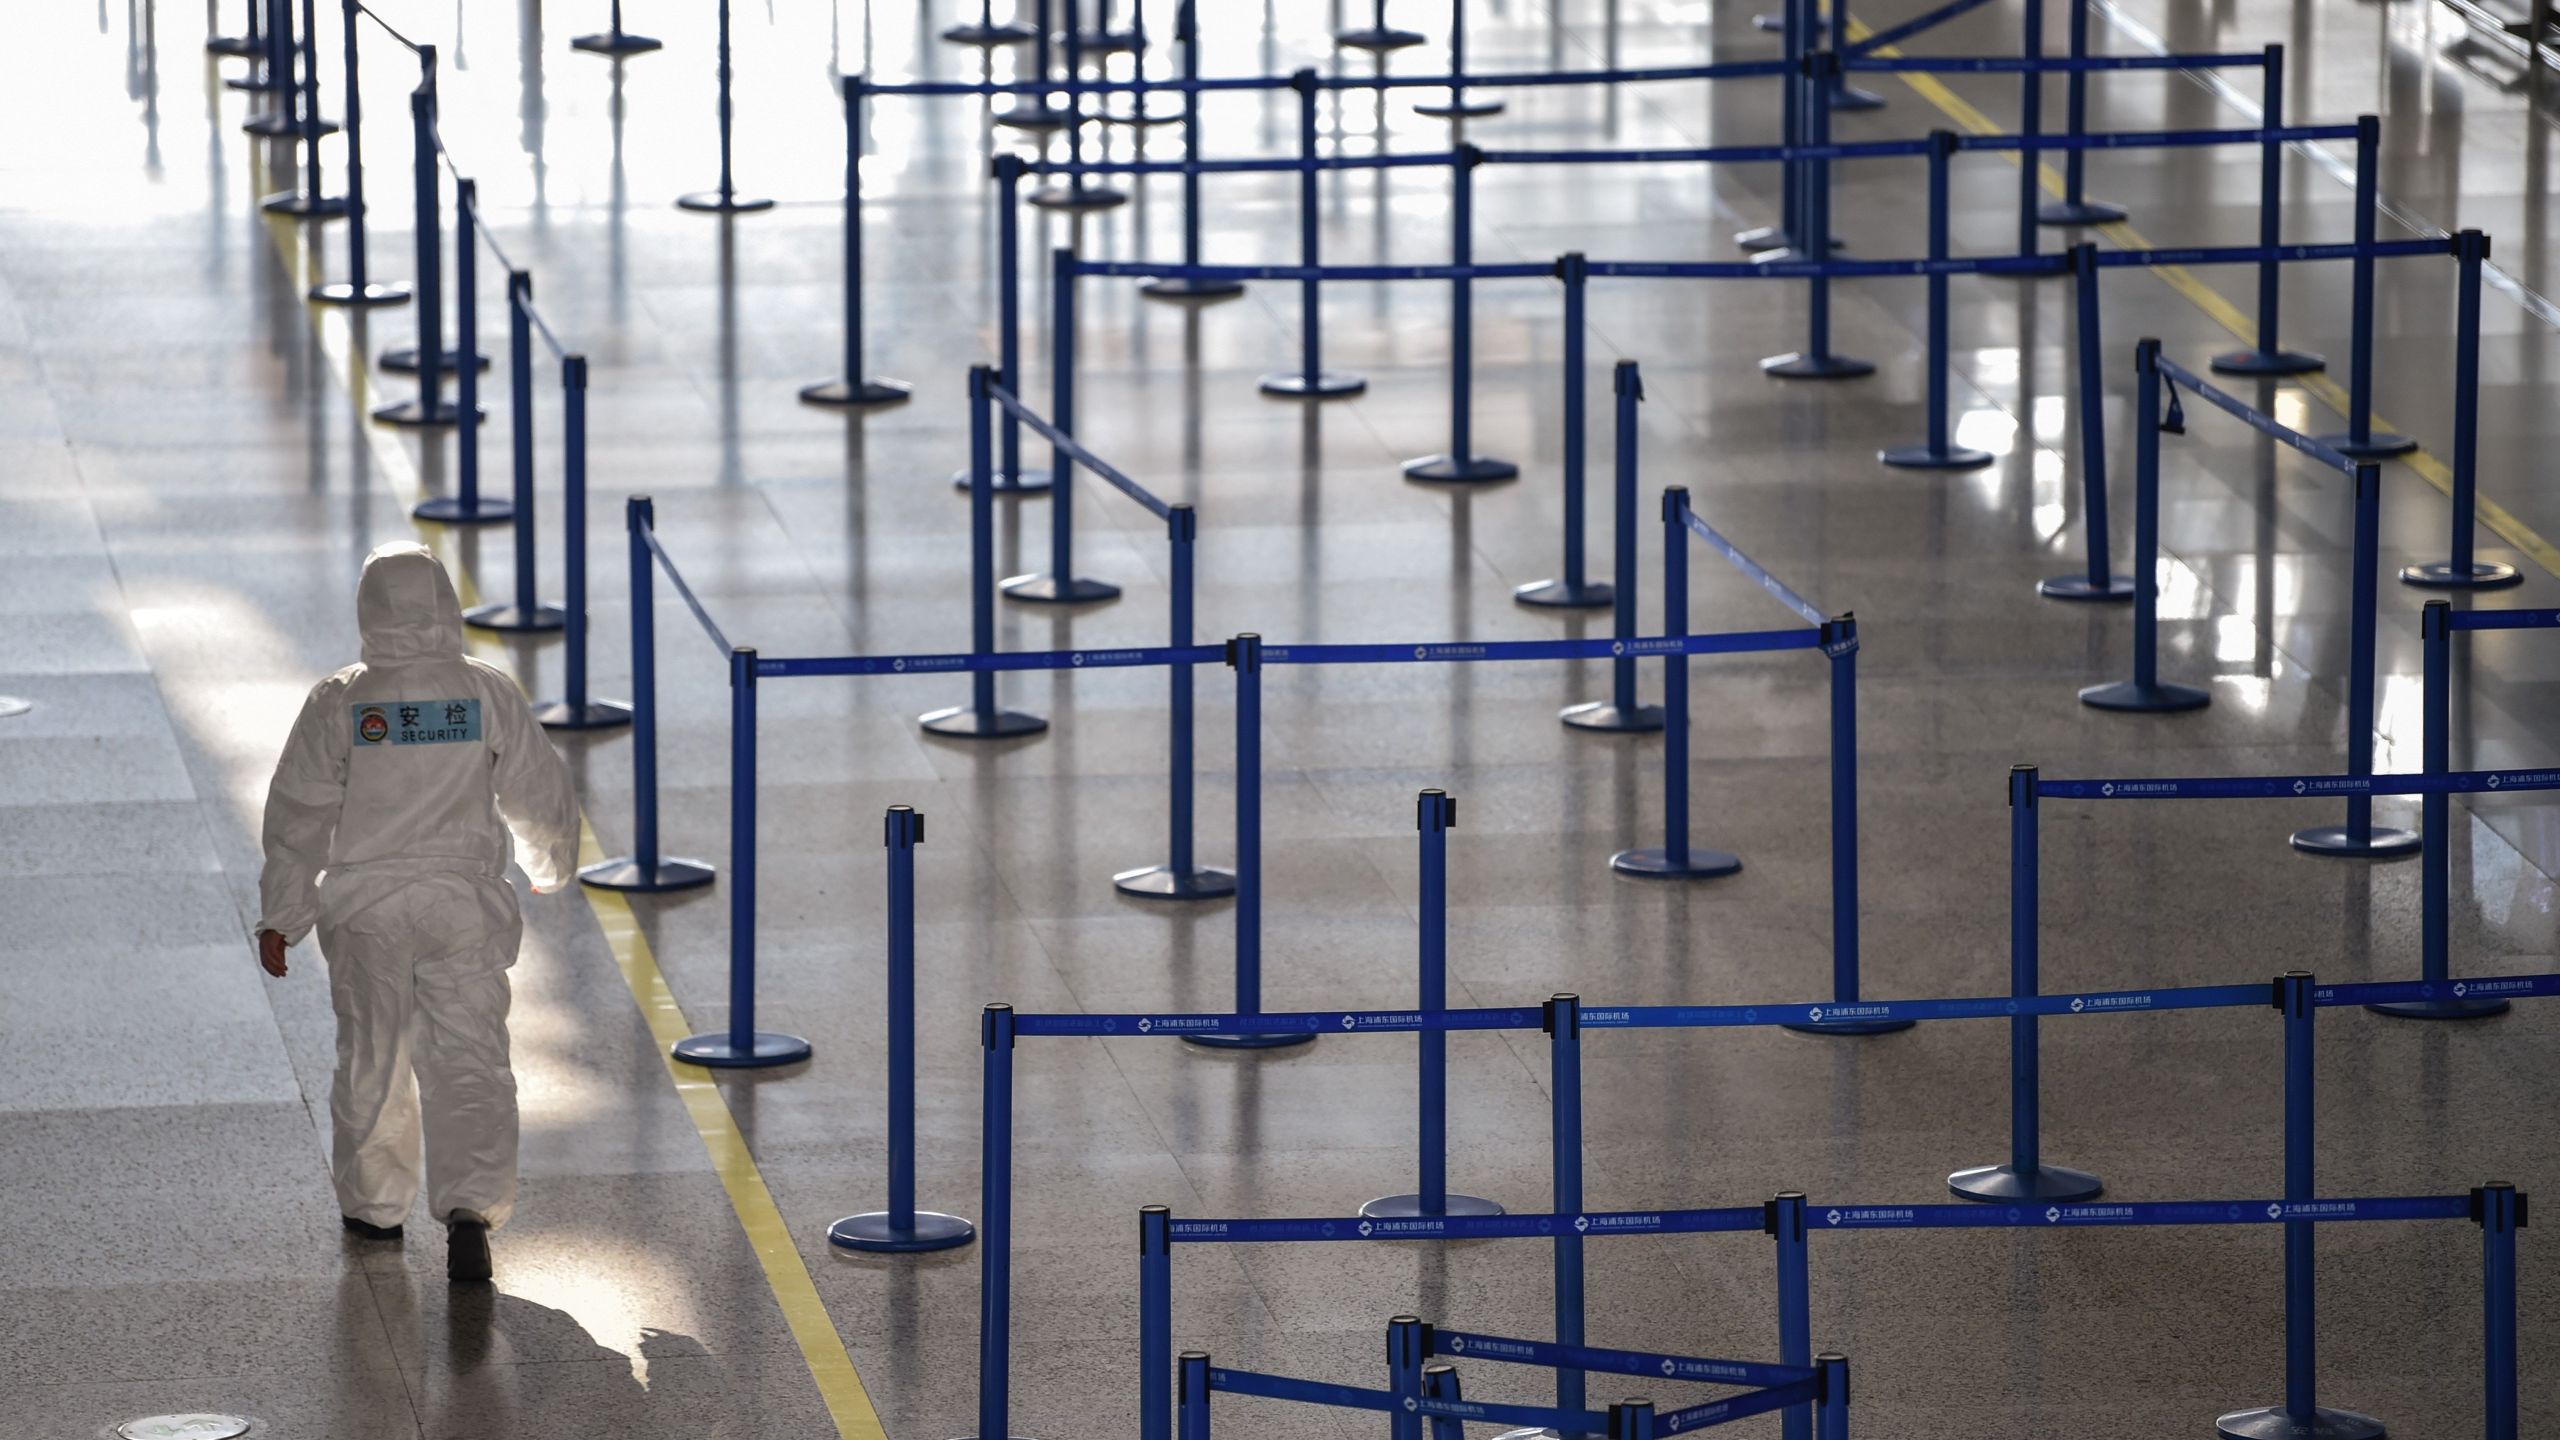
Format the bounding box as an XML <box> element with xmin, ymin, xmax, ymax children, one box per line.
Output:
<box><xmin>357</xmin><ymin>707</ymin><xmax>391</xmax><ymax>744</ymax></box>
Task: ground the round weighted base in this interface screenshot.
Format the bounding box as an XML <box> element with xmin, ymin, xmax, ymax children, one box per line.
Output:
<box><xmin>2213</xmin><ymin>1405</ymin><xmax>2386</xmax><ymax>1440</ymax></box>
<box><xmin>1879</xmin><ymin>441</ymin><xmax>1995</xmax><ymax>471</ymax></box>
<box><xmin>0</xmin><ymin>696</ymin><xmax>31</xmax><ymax>719</ymax></box>
<box><xmin>1413</xmin><ymin>95</ymin><xmax>1505</xmax><ymax>118</ymax></box>
<box><xmin>2037</xmin><ymin>198</ymin><xmax>2129</xmax><ymax>227</ymax></box>
<box><xmin>260</xmin><ymin>190</ymin><xmax>349</xmax><ymax>219</ymax></box>
<box><xmin>1402</xmin><ymin>453</ymin><xmax>1519</xmax><ymax>484</ymax></box>
<box><xmin>1560</xmin><ymin>700</ymin><xmax>1665</xmax><ymax>733</ymax></box>
<box><xmin>1609</xmin><ymin>846</ymin><xmax>1742</xmax><ymax>880</ymax></box>
<box><xmin>1828</xmin><ymin>84</ymin><xmax>1885</xmax><ymax>111</ymax></box>
<box><xmin>1028</xmin><ymin>182</ymin><xmax>1129</xmax><ymax>212</ymax></box>
<box><xmin>1946</xmin><ymin>1162</ymin><xmax>2103</xmax><ymax>1204</ymax></box>
<box><xmin>1360</xmin><ymin>1192</ymin><xmax>1504</xmax><ymax>1220</ymax></box>
<box><xmin>2315</xmin><ymin>429</ymin><xmax>2418</xmax><ymax>459</ymax></box>
<box><xmin>1182</xmin><ymin>1030</ymin><xmax>1319</xmax><ymax>1051</ymax></box>
<box><xmin>381</xmin><ymin>346</ymin><xmax>492</xmax><ymax>375</ymax></box>
<box><xmin>2036</xmin><ymin>572</ymin><xmax>2137</xmax><ymax>602</ymax></box>
<box><xmin>1000</xmin><ymin>573</ymin><xmax>1123</xmax><ymax>604</ymax></box>
<box><xmin>1112</xmin><ymin>864</ymin><xmax>1239</xmax><ymax>901</ymax></box>
<box><xmin>1141</xmin><ymin>274</ymin><xmax>1246</xmax><ymax>301</ymax></box>
<box><xmin>1259</xmin><ymin>370</ymin><xmax>1367</xmax><ymax>399</ymax></box>
<box><xmin>801</xmin><ymin>377</ymin><xmax>914</xmax><ymax>407</ymax></box>
<box><xmin>829</xmin><ymin>1209</ymin><xmax>976</xmax><ymax>1253</ymax></box>
<box><xmin>1335</xmin><ymin>25</ymin><xmax>1427</xmax><ymax>49</ymax></box>
<box><xmin>243</xmin><ymin>114</ymin><xmax>337</xmax><ymax>138</ymax></box>
<box><xmin>531</xmin><ymin>698</ymin><xmax>635</xmax><ymax>731</ymax></box>
<box><xmin>1077</xmin><ymin>28</ymin><xmax>1141</xmax><ymax>52</ymax></box>
<box><xmin>310</xmin><ymin>280</ymin><xmax>413</xmax><ymax>307</ymax></box>
<box><xmin>2367</xmin><ymin>994</ymin><xmax>2510</xmax><ymax>1020</ymax></box>
<box><xmin>412</xmin><ymin>494</ymin><xmax>515</xmax><ymax>524</ymax></box>
<box><xmin>677</xmin><ymin>191</ymin><xmax>776</xmax><ymax>214</ymax></box>
<box><xmin>1762</xmin><ymin>351</ymin><xmax>1876</xmax><ymax>380</ymax></box>
<box><xmin>1101</xmin><ymin>106</ymin><xmax>1185</xmax><ymax>128</ymax></box>
<box><xmin>570</xmin><ymin>30</ymin><xmax>663</xmax><ymax>55</ymax></box>
<box><xmin>207</xmin><ymin>34</ymin><xmax>261</xmax><ymax>55</ymax></box>
<box><xmin>1514</xmin><ymin>577</ymin><xmax>1613</xmax><ymax>609</ymax></box>
<box><xmin>672</xmin><ymin>1031</ymin><xmax>812</xmax><ymax>1068</ymax></box>
<box><xmin>1749</xmin><ymin>240</ymin><xmax>1847</xmax><ymax>264</ymax></box>
<box><xmin>993</xmin><ymin>104</ymin><xmax>1070</xmax><ymax>130</ymax></box>
<box><xmin>949</xmin><ymin>467</ymin><xmax>1056</xmax><ymax>496</ymax></box>
<box><xmin>941</xmin><ymin>20</ymin><xmax>1036</xmax><ymax>44</ymax></box>
<box><xmin>2210</xmin><ymin>346</ymin><xmax>2325</xmax><ymax>377</ymax></box>
<box><xmin>1782</xmin><ymin>1015</ymin><xmax>1919</xmax><ymax>1036</ymax></box>
<box><xmin>579</xmin><ymin>854</ymin><xmax>717</xmax><ymax>893</ymax></box>
<box><xmin>1753</xmin><ymin>10</ymin><xmax>1825</xmax><ymax>29</ymax></box>
<box><xmin>462</xmin><ymin>601</ymin><xmax>568</xmax><ymax>634</ymax></box>
<box><xmin>2399</xmin><ymin>559</ymin><xmax>2522</xmax><ymax>590</ymax></box>
<box><xmin>2288</xmin><ymin>824</ymin><xmax>2422</xmax><ymax>859</ymax></box>
<box><xmin>1734</xmin><ymin>224</ymin><xmax>1788</xmax><ymax>252</ymax></box>
<box><xmin>919</xmin><ymin>705</ymin><xmax>1050</xmax><ymax>740</ymax></box>
<box><xmin>370</xmin><ymin>397</ymin><xmax>478</xmax><ymax>428</ymax></box>
<box><xmin>2079</xmin><ymin>679</ymin><xmax>2212</xmax><ymax>713</ymax></box>
<box><xmin>227</xmin><ymin>71</ymin><xmax>283</xmax><ymax>91</ymax></box>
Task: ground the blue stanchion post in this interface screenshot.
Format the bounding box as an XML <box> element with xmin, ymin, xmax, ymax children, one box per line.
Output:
<box><xmin>373</xmin><ymin>68</ymin><xmax>468</xmax><ymax>427</ymax></box>
<box><xmin>261</xmin><ymin>0</ymin><xmax>346</xmax><ymax>217</ymax></box>
<box><xmin>1141</xmin><ymin>4</ymin><xmax>1244</xmax><ymax>300</ymax></box>
<box><xmin>1815</xmin><ymin>1354</ymin><xmax>1851</xmax><ymax>1440</ymax></box>
<box><xmin>1609</xmin><ymin>1400</ymin><xmax>1656</xmax><ymax>1440</ymax></box>
<box><xmin>997</xmin><ymin>0</ymin><xmax>1070</xmax><ymax>127</ymax></box>
<box><xmin>1739</xmin><ymin>0</ymin><xmax>1808</xmax><ymax>253</ymax></box>
<box><xmin>2037</xmin><ymin>0</ymin><xmax>2125</xmax><ymax>226</ymax></box>
<box><xmin>1765</xmin><ymin>1192</ymin><xmax>1813</xmax><ymax>1440</ymax></box>
<box><xmin>242</xmin><ymin>0</ymin><xmax>304</xmax><ymax>132</ymax></box>
<box><xmin>1420</xmin><ymin>1366</ymin><xmax>1465</xmax><ymax>1440</ymax></box>
<box><xmin>2016</xmin><ymin>0</ymin><xmax>2042</xmax><ymax>261</ymax></box>
<box><xmin>1406</xmin><ymin>146</ymin><xmax>1518</xmax><ymax>482</ymax></box>
<box><xmin>1178</xmin><ymin>1351</ymin><xmax>1211</xmax><ymax>1440</ymax></box>
<box><xmin>1387</xmin><ymin>1316</ymin><xmax>1428</xmax><ymax>1440</ymax></box>
<box><xmin>1949</xmin><ymin>766</ymin><xmax>2104</xmax><ymax>1202</ymax></box>
<box><xmin>2315</xmin><ymin>117</ymin><xmax>2412</xmax><ymax>459</ymax></box>
<box><xmin>1614</xmin><ymin>487</ymin><xmax>1742</xmax><ymax>880</ymax></box>
<box><xmin>1260</xmin><ymin>71</ymin><xmax>1365</xmax><ymax>398</ymax></box>
<box><xmin>971</xmin><ymin>1005</ymin><xmax>1027</xmax><ymax>1440</ymax></box>
<box><xmin>532</xmin><ymin>357</ymin><xmax>634</xmax><ymax>730</ymax></box>
<box><xmin>1763</xmin><ymin>52</ymin><xmax>1875</xmax><ymax>378</ymax></box>
<box><xmin>2368</xmin><ymin>601</ymin><xmax>2509</xmax><ymax>1018</ymax></box>
<box><xmin>2038</xmin><ymin>244</ymin><xmax>2136</xmax><ymax>601</ymax></box>
<box><xmin>676</xmin><ymin>0</ymin><xmax>774</xmax><ymax>212</ymax></box>
<box><xmin>1787</xmin><ymin>615</ymin><xmax>1913</xmax><ymax>1033</ymax></box>
<box><xmin>1187</xmin><ymin>636</ymin><xmax>1315</xmax><ymax>1051</ymax></box>
<box><xmin>1827</xmin><ymin>0</ymin><xmax>1882</xmax><ymax>108</ymax></box>
<box><xmin>2214</xmin><ymin>974</ymin><xmax>2384</xmax><ymax>1440</ymax></box>
<box><xmin>1005</xmin><ymin>250</ymin><xmax>1120</xmax><ymax>602</ymax></box>
<box><xmin>2290</xmin><ymin>462</ymin><xmax>2420</xmax><ymax>858</ymax></box>
<box><xmin>2476</xmin><ymin>1183</ymin><xmax>2523</xmax><ymax>1440</ymax></box>
<box><xmin>309</xmin><ymin>0</ymin><xmax>412</xmax><ymax>308</ymax></box>
<box><xmin>946</xmin><ymin>0</ymin><xmax>1036</xmax><ymax>46</ymax></box>
<box><xmin>831</xmin><ymin>807</ymin><xmax>977</xmax><ymax>1252</ymax></box>
<box><xmin>1103</xmin><ymin>0</ymin><xmax>1177</xmax><ymax>125</ymax></box>
<box><xmin>1081</xmin><ymin>0</ymin><xmax>1140</xmax><ymax>54</ymax></box>
<box><xmin>1414</xmin><ymin>0</ymin><xmax>1501</xmax><ymax>117</ymax></box>
<box><xmin>1029</xmin><ymin>0</ymin><xmax>1129</xmax><ymax>211</ymax></box>
<box><xmin>2211</xmin><ymin>47</ymin><xmax>2322</xmax><ymax>377</ymax></box>
<box><xmin>1116</xmin><ymin>505</ymin><xmax>1233</xmax><ymax>899</ymax></box>
<box><xmin>2082</xmin><ymin>338</ymin><xmax>2211</xmax><ymax>712</ymax></box>
<box><xmin>580</xmin><ymin>497</ymin><xmax>716</xmax><ymax>894</ymax></box>
<box><xmin>803</xmin><ymin>77</ymin><xmax>912</xmax><ymax>407</ymax></box>
<box><xmin>671</xmin><ymin>648</ymin><xmax>814</xmax><ymax>1068</ymax></box>
<box><xmin>1882</xmin><ymin>131</ymin><xmax>1992</xmax><ymax>470</ymax></box>
<box><xmin>1518</xmin><ymin>255</ymin><xmax>1611</xmax><ymax>607</ymax></box>
<box><xmin>1548</xmin><ymin>994</ymin><xmax>1587</xmax><ymax>1421</ymax></box>
<box><xmin>209</xmin><ymin>0</ymin><xmax>262</xmax><ymax>56</ymax></box>
<box><xmin>462</xmin><ymin>272</ymin><xmax>567</xmax><ymax>631</ymax></box>
<box><xmin>572</xmin><ymin>0</ymin><xmax>663</xmax><ymax>55</ymax></box>
<box><xmin>2402</xmin><ymin>230</ymin><xmax>2519</xmax><ymax>589</ymax></box>
<box><xmin>1338</xmin><ymin>0</ymin><xmax>1425</xmax><ymax>50</ymax></box>
<box><xmin>1364</xmin><ymin>792</ymin><xmax>1503</xmax><ymax>1217</ymax></box>
<box><xmin>413</xmin><ymin>179</ymin><xmax>511</xmax><ymax>522</ymax></box>
<box><xmin>1140</xmin><ymin>1207</ymin><xmax>1173</xmax><ymax>1440</ymax></box>
<box><xmin>1562</xmin><ymin>362</ymin><xmax>1665</xmax><ymax>732</ymax></box>
<box><xmin>951</xmin><ymin>156</ymin><xmax>1051</xmax><ymax>493</ymax></box>
<box><xmin>924</xmin><ymin>367</ymin><xmax>1050</xmax><ymax>739</ymax></box>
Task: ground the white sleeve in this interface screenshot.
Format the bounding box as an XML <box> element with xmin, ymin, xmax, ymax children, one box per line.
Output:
<box><xmin>487</xmin><ymin>681</ymin><xmax>581</xmax><ymax>892</ymax></box>
<box><xmin>256</xmin><ymin>680</ymin><xmax>348</xmax><ymax>943</ymax></box>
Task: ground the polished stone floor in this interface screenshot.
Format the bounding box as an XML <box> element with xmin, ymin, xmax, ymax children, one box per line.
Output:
<box><xmin>2</xmin><ymin>0</ymin><xmax>2556</xmax><ymax>1436</ymax></box>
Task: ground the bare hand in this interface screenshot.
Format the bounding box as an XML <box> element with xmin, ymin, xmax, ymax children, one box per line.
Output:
<box><xmin>258</xmin><ymin>930</ymin><xmax>289</xmax><ymax>978</ymax></box>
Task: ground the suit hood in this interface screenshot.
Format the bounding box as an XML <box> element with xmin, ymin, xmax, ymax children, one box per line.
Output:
<box><xmin>356</xmin><ymin>542</ymin><xmax>467</xmax><ymax>665</ymax></box>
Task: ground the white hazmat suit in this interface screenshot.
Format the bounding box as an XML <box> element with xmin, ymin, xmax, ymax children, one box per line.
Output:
<box><xmin>257</xmin><ymin>542</ymin><xmax>580</xmax><ymax>1232</ymax></box>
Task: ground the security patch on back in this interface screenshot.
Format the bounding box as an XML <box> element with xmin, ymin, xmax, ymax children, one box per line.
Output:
<box><xmin>352</xmin><ymin>699</ymin><xmax>482</xmax><ymax>746</ymax></box>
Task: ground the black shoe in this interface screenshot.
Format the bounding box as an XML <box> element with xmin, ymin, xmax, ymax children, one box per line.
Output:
<box><xmin>447</xmin><ymin>1218</ymin><xmax>492</xmax><ymax>1282</ymax></box>
<box><xmin>341</xmin><ymin>1215</ymin><xmax>405</xmax><ymax>1242</ymax></box>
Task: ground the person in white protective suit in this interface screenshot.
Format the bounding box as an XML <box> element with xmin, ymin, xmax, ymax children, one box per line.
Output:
<box><xmin>253</xmin><ymin>542</ymin><xmax>580</xmax><ymax>1283</ymax></box>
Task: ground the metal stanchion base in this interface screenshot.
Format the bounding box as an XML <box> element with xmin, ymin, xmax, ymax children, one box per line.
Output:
<box><xmin>677</xmin><ymin>192</ymin><xmax>776</xmax><ymax>214</ymax></box>
<box><xmin>370</xmin><ymin>397</ymin><xmax>479</xmax><ymax>428</ymax></box>
<box><xmin>1946</xmin><ymin>1162</ymin><xmax>2103</xmax><ymax>1203</ymax></box>
<box><xmin>1828</xmin><ymin>84</ymin><xmax>1885</xmax><ymax>111</ymax></box>
<box><xmin>260</xmin><ymin>191</ymin><xmax>349</xmax><ymax>219</ymax></box>
<box><xmin>1112</xmin><ymin>864</ymin><xmax>1239</xmax><ymax>900</ymax></box>
<box><xmin>2315</xmin><ymin>430</ymin><xmax>2417</xmax><ymax>459</ymax></box>
<box><xmin>2035</xmin><ymin>572</ymin><xmax>2137</xmax><ymax>602</ymax></box>
<box><xmin>1077</xmin><ymin>28</ymin><xmax>1141</xmax><ymax>51</ymax></box>
<box><xmin>828</xmin><ymin>1209</ymin><xmax>976</xmax><ymax>1253</ymax></box>
<box><xmin>1000</xmin><ymin>573</ymin><xmax>1123</xmax><ymax>604</ymax></box>
<box><xmin>1335</xmin><ymin>25</ymin><xmax>1427</xmax><ymax>49</ymax></box>
<box><xmin>1414</xmin><ymin>95</ymin><xmax>1505</xmax><ymax>118</ymax></box>
<box><xmin>1101</xmin><ymin>106</ymin><xmax>1185</xmax><ymax>128</ymax></box>
<box><xmin>919</xmin><ymin>705</ymin><xmax>1050</xmax><ymax>739</ymax></box>
<box><xmin>1141</xmin><ymin>274</ymin><xmax>1246</xmax><ymax>301</ymax></box>
<box><xmin>1761</xmin><ymin>352</ymin><xmax>1876</xmax><ymax>380</ymax></box>
<box><xmin>532</xmin><ymin>698</ymin><xmax>635</xmax><ymax>731</ymax></box>
<box><xmin>1735</xmin><ymin>224</ymin><xmax>1790</xmax><ymax>252</ymax></box>
<box><xmin>1609</xmin><ymin>846</ymin><xmax>1742</xmax><ymax>880</ymax></box>
<box><xmin>2288</xmin><ymin>824</ymin><xmax>2422</xmax><ymax>859</ymax></box>
<box><xmin>1752</xmin><ymin>11</ymin><xmax>1824</xmax><ymax>30</ymax></box>
<box><xmin>1259</xmin><ymin>370</ymin><xmax>1367</xmax><ymax>399</ymax></box>
<box><xmin>0</xmin><ymin>696</ymin><xmax>31</xmax><ymax>719</ymax></box>
<box><xmin>1514</xmin><ymin>578</ymin><xmax>1613</xmax><ymax>609</ymax></box>
<box><xmin>243</xmin><ymin>114</ymin><xmax>338</xmax><ymax>137</ymax></box>
<box><xmin>2213</xmin><ymin>1405</ymin><xmax>2386</xmax><ymax>1440</ymax></box>
<box><xmin>949</xmin><ymin>467</ymin><xmax>1057</xmax><ymax>495</ymax></box>
<box><xmin>801</xmin><ymin>377</ymin><xmax>915</xmax><ymax>407</ymax></box>
<box><xmin>1182</xmin><ymin>1031</ymin><xmax>1318</xmax><ymax>1050</ymax></box>
<box><xmin>462</xmin><ymin>601</ymin><xmax>568</xmax><ymax>633</ymax></box>
<box><xmin>1750</xmin><ymin>240</ymin><xmax>1847</xmax><ymax>264</ymax></box>
<box><xmin>993</xmin><ymin>104</ymin><xmax>1071</xmax><ymax>130</ymax></box>
<box><xmin>942</xmin><ymin>20</ymin><xmax>1036</xmax><ymax>44</ymax></box>
<box><xmin>2037</xmin><ymin>198</ymin><xmax>2128</xmax><ymax>226</ymax></box>
<box><xmin>1027</xmin><ymin>182</ymin><xmax>1130</xmax><ymax>212</ymax></box>
<box><xmin>2079</xmin><ymin>679</ymin><xmax>2212</xmax><ymax>713</ymax></box>
<box><xmin>207</xmin><ymin>34</ymin><xmax>261</xmax><ymax>55</ymax></box>
<box><xmin>310</xmin><ymin>280</ymin><xmax>413</xmax><ymax>307</ymax></box>
<box><xmin>579</xmin><ymin>854</ymin><xmax>717</xmax><ymax>893</ymax></box>
<box><xmin>412</xmin><ymin>494</ymin><xmax>516</xmax><ymax>524</ymax></box>
<box><xmin>1359</xmin><ymin>1192</ymin><xmax>1504</xmax><ymax>1220</ymax></box>
<box><xmin>672</xmin><ymin>1031</ymin><xmax>813</xmax><ymax>1068</ymax></box>
<box><xmin>382</xmin><ymin>346</ymin><xmax>493</xmax><ymax>375</ymax></box>
<box><xmin>1879</xmin><ymin>442</ymin><xmax>1995</xmax><ymax>471</ymax></box>
<box><xmin>2210</xmin><ymin>346</ymin><xmax>2326</xmax><ymax>377</ymax></box>
<box><xmin>227</xmin><ymin>72</ymin><xmax>283</xmax><ymax>91</ymax></box>
<box><xmin>1783</xmin><ymin>1015</ymin><xmax>1918</xmax><ymax>1036</ymax></box>
<box><xmin>1403</xmin><ymin>454</ymin><xmax>1520</xmax><ymax>484</ymax></box>
<box><xmin>1559</xmin><ymin>700</ymin><xmax>1665</xmax><ymax>733</ymax></box>
<box><xmin>570</xmin><ymin>30</ymin><xmax>663</xmax><ymax>54</ymax></box>
<box><xmin>2367</xmin><ymin>993</ymin><xmax>2510</xmax><ymax>1020</ymax></box>
<box><xmin>2399</xmin><ymin>559</ymin><xmax>2522</xmax><ymax>590</ymax></box>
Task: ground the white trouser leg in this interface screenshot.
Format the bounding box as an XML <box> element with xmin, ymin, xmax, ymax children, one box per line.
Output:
<box><xmin>321</xmin><ymin>921</ymin><xmax>424</xmax><ymax>1228</ymax></box>
<box><xmin>418</xmin><ymin>955</ymin><xmax>518</xmax><ymax>1228</ymax></box>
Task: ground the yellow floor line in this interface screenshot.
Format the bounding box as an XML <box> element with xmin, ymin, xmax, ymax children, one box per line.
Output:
<box><xmin>1844</xmin><ymin>17</ymin><xmax>2560</xmax><ymax>582</ymax></box>
<box><xmin>254</xmin><ymin>193</ymin><xmax>887</xmax><ymax>1440</ymax></box>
